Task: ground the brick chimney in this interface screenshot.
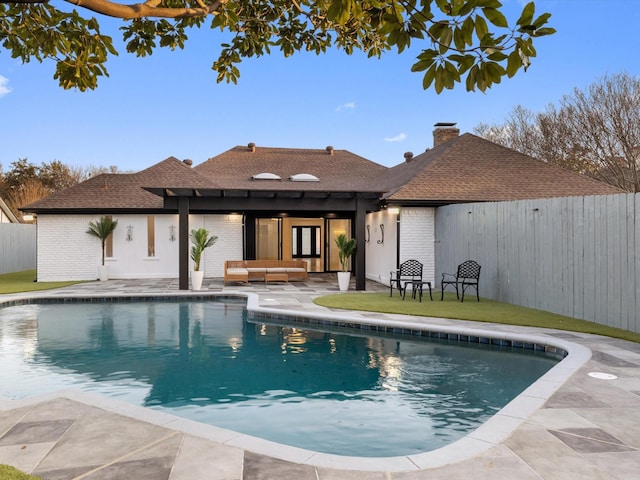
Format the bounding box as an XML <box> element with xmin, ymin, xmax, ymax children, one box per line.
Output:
<box><xmin>433</xmin><ymin>122</ymin><xmax>459</xmax><ymax>147</ymax></box>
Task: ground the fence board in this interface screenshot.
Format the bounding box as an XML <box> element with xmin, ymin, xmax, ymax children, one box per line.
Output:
<box><xmin>0</xmin><ymin>224</ymin><xmax>36</xmax><ymax>274</ymax></box>
<box><xmin>582</xmin><ymin>195</ymin><xmax>597</xmax><ymax>322</ymax></box>
<box><xmin>636</xmin><ymin>194</ymin><xmax>640</xmax><ymax>332</ymax></box>
<box><xmin>572</xmin><ymin>196</ymin><xmax>585</xmax><ymax>321</ymax></box>
<box><xmin>594</xmin><ymin>197</ymin><xmax>607</xmax><ymax>326</ymax></box>
<box><xmin>435</xmin><ymin>192</ymin><xmax>639</xmax><ymax>333</ymax></box>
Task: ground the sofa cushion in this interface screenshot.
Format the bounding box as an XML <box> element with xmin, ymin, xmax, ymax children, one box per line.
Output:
<box><xmin>226</xmin><ymin>268</ymin><xmax>249</xmax><ymax>275</ymax></box>
<box><xmin>266</xmin><ymin>268</ymin><xmax>287</xmax><ymax>273</ymax></box>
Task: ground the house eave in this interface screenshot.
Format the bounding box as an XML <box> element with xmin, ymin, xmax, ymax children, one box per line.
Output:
<box><xmin>20</xmin><ymin>207</ymin><xmax>173</xmax><ymax>215</ymax></box>
<box><xmin>383</xmin><ymin>199</ymin><xmax>488</xmax><ymax>208</ymax></box>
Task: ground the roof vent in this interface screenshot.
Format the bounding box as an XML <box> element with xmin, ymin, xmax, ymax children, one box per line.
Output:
<box><xmin>183</xmin><ymin>159</ymin><xmax>193</xmax><ymax>166</ymax></box>
<box><xmin>325</xmin><ymin>146</ymin><xmax>334</xmax><ymax>155</ymax></box>
<box><xmin>252</xmin><ymin>172</ymin><xmax>281</xmax><ymax>181</ymax></box>
<box><xmin>403</xmin><ymin>152</ymin><xmax>414</xmax><ymax>162</ymax></box>
<box><xmin>248</xmin><ymin>142</ymin><xmax>256</xmax><ymax>152</ymax></box>
<box><xmin>289</xmin><ymin>173</ymin><xmax>320</xmax><ymax>182</ymax></box>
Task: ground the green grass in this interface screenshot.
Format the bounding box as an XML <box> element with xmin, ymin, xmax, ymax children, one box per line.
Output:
<box><xmin>314</xmin><ymin>292</ymin><xmax>640</xmax><ymax>344</ymax></box>
<box><xmin>0</xmin><ymin>270</ymin><xmax>81</xmax><ymax>294</ymax></box>
<box><xmin>0</xmin><ymin>465</ymin><xmax>42</xmax><ymax>480</ymax></box>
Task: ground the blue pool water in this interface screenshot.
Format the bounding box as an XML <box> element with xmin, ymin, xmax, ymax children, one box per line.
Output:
<box><xmin>0</xmin><ymin>299</ymin><xmax>559</xmax><ymax>457</ymax></box>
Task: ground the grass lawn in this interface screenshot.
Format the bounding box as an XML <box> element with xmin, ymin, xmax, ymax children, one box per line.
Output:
<box><xmin>0</xmin><ymin>270</ymin><xmax>81</xmax><ymax>294</ymax></box>
<box><xmin>314</xmin><ymin>292</ymin><xmax>640</xmax><ymax>344</ymax></box>
<box><xmin>0</xmin><ymin>465</ymin><xmax>41</xmax><ymax>480</ymax></box>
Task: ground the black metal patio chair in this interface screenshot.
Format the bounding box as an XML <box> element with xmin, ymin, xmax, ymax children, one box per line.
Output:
<box><xmin>390</xmin><ymin>259</ymin><xmax>423</xmax><ymax>298</ymax></box>
<box><xmin>440</xmin><ymin>260</ymin><xmax>481</xmax><ymax>302</ymax></box>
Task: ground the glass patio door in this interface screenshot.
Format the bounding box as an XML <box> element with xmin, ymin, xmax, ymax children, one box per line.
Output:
<box><xmin>255</xmin><ymin>218</ymin><xmax>281</xmax><ymax>260</ymax></box>
<box><xmin>326</xmin><ymin>218</ymin><xmax>352</xmax><ymax>272</ymax></box>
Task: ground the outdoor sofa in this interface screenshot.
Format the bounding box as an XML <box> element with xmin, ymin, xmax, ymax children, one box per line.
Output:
<box><xmin>224</xmin><ymin>260</ymin><xmax>308</xmax><ymax>284</ymax></box>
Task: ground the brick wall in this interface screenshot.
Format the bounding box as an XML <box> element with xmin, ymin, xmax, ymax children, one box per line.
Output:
<box><xmin>201</xmin><ymin>214</ymin><xmax>243</xmax><ymax>277</ymax></box>
<box><xmin>37</xmin><ymin>215</ymin><xmax>99</xmax><ymax>281</ymax></box>
<box><xmin>36</xmin><ymin>213</ymin><xmax>244</xmax><ymax>281</ymax></box>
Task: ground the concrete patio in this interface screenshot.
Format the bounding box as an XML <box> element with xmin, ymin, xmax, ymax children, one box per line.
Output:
<box><xmin>1</xmin><ymin>275</ymin><xmax>639</xmax><ymax>479</ymax></box>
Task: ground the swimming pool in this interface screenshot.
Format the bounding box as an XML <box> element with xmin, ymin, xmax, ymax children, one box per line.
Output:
<box><xmin>0</xmin><ymin>298</ymin><xmax>562</xmax><ymax>457</ymax></box>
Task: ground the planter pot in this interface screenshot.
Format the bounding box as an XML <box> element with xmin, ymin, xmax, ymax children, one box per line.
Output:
<box><xmin>192</xmin><ymin>270</ymin><xmax>204</xmax><ymax>290</ymax></box>
<box><xmin>337</xmin><ymin>271</ymin><xmax>351</xmax><ymax>291</ymax></box>
<box><xmin>99</xmin><ymin>265</ymin><xmax>109</xmax><ymax>282</ymax></box>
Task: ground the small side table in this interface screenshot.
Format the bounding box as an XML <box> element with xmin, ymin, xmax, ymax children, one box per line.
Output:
<box><xmin>403</xmin><ymin>280</ymin><xmax>433</xmax><ymax>302</ymax></box>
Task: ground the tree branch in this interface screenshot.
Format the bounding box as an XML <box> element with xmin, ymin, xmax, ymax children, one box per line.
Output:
<box><xmin>65</xmin><ymin>0</ymin><xmax>228</xmax><ymax>19</ymax></box>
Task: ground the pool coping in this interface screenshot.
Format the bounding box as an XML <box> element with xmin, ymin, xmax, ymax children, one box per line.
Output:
<box><xmin>0</xmin><ymin>291</ymin><xmax>592</xmax><ymax>472</ymax></box>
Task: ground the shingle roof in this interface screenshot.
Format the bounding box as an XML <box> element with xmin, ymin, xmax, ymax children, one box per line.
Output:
<box><xmin>138</xmin><ymin>157</ymin><xmax>221</xmax><ymax>190</ymax></box>
<box><xmin>23</xmin><ymin>136</ymin><xmax>624</xmax><ymax>213</ymax></box>
<box><xmin>379</xmin><ymin>133</ymin><xmax>624</xmax><ymax>202</ymax></box>
<box><xmin>195</xmin><ymin>145</ymin><xmax>388</xmax><ymax>192</ymax></box>
<box><xmin>24</xmin><ymin>157</ymin><xmax>213</xmax><ymax>211</ymax></box>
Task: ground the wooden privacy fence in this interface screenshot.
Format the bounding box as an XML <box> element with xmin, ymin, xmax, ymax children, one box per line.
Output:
<box><xmin>435</xmin><ymin>193</ymin><xmax>639</xmax><ymax>333</ymax></box>
<box><xmin>0</xmin><ymin>223</ymin><xmax>36</xmax><ymax>274</ymax></box>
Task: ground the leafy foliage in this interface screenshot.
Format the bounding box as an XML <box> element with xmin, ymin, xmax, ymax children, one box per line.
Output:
<box><xmin>335</xmin><ymin>232</ymin><xmax>356</xmax><ymax>271</ymax></box>
<box><xmin>190</xmin><ymin>227</ymin><xmax>217</xmax><ymax>271</ymax></box>
<box><xmin>475</xmin><ymin>72</ymin><xmax>640</xmax><ymax>193</ymax></box>
<box><xmin>1</xmin><ymin>158</ymin><xmax>80</xmax><ymax>217</ymax></box>
<box><xmin>0</xmin><ymin>0</ymin><xmax>554</xmax><ymax>91</ymax></box>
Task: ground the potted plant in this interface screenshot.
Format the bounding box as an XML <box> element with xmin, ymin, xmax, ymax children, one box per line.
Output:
<box><xmin>190</xmin><ymin>227</ymin><xmax>218</xmax><ymax>290</ymax></box>
<box><xmin>335</xmin><ymin>233</ymin><xmax>356</xmax><ymax>291</ymax></box>
<box><xmin>86</xmin><ymin>216</ymin><xmax>118</xmax><ymax>281</ymax></box>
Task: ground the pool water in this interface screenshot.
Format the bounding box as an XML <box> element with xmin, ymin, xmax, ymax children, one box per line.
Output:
<box><xmin>0</xmin><ymin>300</ymin><xmax>559</xmax><ymax>457</ymax></box>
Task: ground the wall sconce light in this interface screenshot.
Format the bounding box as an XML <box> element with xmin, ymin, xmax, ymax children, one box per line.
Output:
<box><xmin>169</xmin><ymin>225</ymin><xmax>176</xmax><ymax>242</ymax></box>
<box><xmin>388</xmin><ymin>207</ymin><xmax>400</xmax><ymax>215</ymax></box>
<box><xmin>126</xmin><ymin>225</ymin><xmax>134</xmax><ymax>241</ymax></box>
<box><xmin>377</xmin><ymin>224</ymin><xmax>385</xmax><ymax>244</ymax></box>
<box><xmin>366</xmin><ymin>225</ymin><xmax>370</xmax><ymax>243</ymax></box>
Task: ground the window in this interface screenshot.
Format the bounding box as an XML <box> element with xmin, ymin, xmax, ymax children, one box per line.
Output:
<box><xmin>147</xmin><ymin>215</ymin><xmax>155</xmax><ymax>257</ymax></box>
<box><xmin>292</xmin><ymin>226</ymin><xmax>321</xmax><ymax>258</ymax></box>
<box><xmin>105</xmin><ymin>215</ymin><xmax>114</xmax><ymax>258</ymax></box>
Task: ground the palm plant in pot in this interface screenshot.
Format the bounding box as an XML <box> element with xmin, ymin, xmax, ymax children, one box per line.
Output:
<box><xmin>190</xmin><ymin>228</ymin><xmax>218</xmax><ymax>290</ymax></box>
<box><xmin>335</xmin><ymin>233</ymin><xmax>356</xmax><ymax>291</ymax></box>
<box><xmin>86</xmin><ymin>216</ymin><xmax>118</xmax><ymax>281</ymax></box>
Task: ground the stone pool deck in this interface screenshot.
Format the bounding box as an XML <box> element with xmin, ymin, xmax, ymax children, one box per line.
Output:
<box><xmin>1</xmin><ymin>276</ymin><xmax>640</xmax><ymax>479</ymax></box>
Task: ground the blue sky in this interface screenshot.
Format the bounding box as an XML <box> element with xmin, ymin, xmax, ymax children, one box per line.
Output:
<box><xmin>1</xmin><ymin>0</ymin><xmax>640</xmax><ymax>172</ymax></box>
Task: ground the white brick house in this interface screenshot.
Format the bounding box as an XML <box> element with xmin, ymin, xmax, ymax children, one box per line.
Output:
<box><xmin>23</xmin><ymin>125</ymin><xmax>622</xmax><ymax>289</ymax></box>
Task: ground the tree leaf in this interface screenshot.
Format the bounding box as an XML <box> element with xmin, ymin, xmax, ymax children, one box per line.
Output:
<box><xmin>475</xmin><ymin>15</ymin><xmax>488</xmax><ymax>40</ymax></box>
<box><xmin>506</xmin><ymin>50</ymin><xmax>521</xmax><ymax>77</ymax></box>
<box><xmin>533</xmin><ymin>27</ymin><xmax>556</xmax><ymax>37</ymax></box>
<box><xmin>516</xmin><ymin>2</ymin><xmax>535</xmax><ymax>27</ymax></box>
<box><xmin>461</xmin><ymin>15</ymin><xmax>475</xmax><ymax>46</ymax></box>
<box><xmin>533</xmin><ymin>12</ymin><xmax>552</xmax><ymax>28</ymax></box>
<box><xmin>421</xmin><ymin>63</ymin><xmax>437</xmax><ymax>90</ymax></box>
<box><xmin>482</xmin><ymin>8</ymin><xmax>508</xmax><ymax>28</ymax></box>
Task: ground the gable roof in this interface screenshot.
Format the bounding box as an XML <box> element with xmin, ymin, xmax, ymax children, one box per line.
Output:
<box><xmin>195</xmin><ymin>145</ymin><xmax>388</xmax><ymax>192</ymax></box>
<box><xmin>379</xmin><ymin>133</ymin><xmax>624</xmax><ymax>203</ymax></box>
<box><xmin>1</xmin><ymin>195</ymin><xmax>19</xmax><ymax>223</ymax></box>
